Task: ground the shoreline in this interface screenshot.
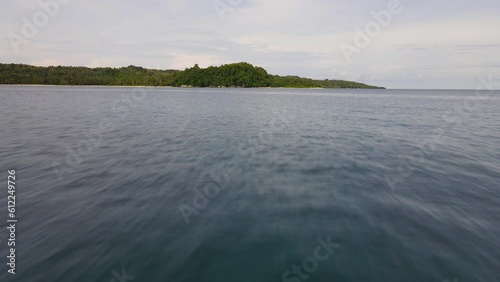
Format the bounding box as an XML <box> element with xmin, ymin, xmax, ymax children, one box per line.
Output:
<box><xmin>0</xmin><ymin>85</ymin><xmax>383</xmax><ymax>90</ymax></box>
<box><xmin>0</xmin><ymin>62</ymin><xmax>385</xmax><ymax>89</ymax></box>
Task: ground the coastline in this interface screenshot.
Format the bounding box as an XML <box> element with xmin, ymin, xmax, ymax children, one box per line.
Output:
<box><xmin>0</xmin><ymin>85</ymin><xmax>382</xmax><ymax>90</ymax></box>
<box><xmin>0</xmin><ymin>63</ymin><xmax>385</xmax><ymax>89</ymax></box>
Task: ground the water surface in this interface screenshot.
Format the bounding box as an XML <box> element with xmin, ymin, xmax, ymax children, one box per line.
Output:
<box><xmin>0</xmin><ymin>86</ymin><xmax>499</xmax><ymax>282</ymax></box>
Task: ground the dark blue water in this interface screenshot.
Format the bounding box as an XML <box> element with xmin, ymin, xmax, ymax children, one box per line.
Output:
<box><xmin>0</xmin><ymin>86</ymin><xmax>499</xmax><ymax>282</ymax></box>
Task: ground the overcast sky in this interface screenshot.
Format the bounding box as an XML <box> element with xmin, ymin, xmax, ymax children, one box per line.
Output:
<box><xmin>1</xmin><ymin>0</ymin><xmax>499</xmax><ymax>89</ymax></box>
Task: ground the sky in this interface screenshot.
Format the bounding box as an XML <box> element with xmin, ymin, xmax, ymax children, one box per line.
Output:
<box><xmin>1</xmin><ymin>0</ymin><xmax>499</xmax><ymax>89</ymax></box>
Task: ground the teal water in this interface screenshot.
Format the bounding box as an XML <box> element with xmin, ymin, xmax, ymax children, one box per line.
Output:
<box><xmin>0</xmin><ymin>86</ymin><xmax>499</xmax><ymax>282</ymax></box>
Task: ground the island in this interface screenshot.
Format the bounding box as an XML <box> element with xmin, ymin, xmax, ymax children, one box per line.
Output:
<box><xmin>0</xmin><ymin>62</ymin><xmax>384</xmax><ymax>89</ymax></box>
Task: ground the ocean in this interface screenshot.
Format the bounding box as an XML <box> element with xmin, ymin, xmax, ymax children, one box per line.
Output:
<box><xmin>0</xmin><ymin>86</ymin><xmax>499</xmax><ymax>282</ymax></box>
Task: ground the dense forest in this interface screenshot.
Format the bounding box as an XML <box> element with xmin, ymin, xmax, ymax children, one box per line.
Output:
<box><xmin>0</xmin><ymin>64</ymin><xmax>178</xmax><ymax>86</ymax></box>
<box><xmin>0</xmin><ymin>62</ymin><xmax>384</xmax><ymax>89</ymax></box>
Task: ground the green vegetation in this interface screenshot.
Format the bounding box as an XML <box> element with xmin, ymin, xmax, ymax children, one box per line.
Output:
<box><xmin>171</xmin><ymin>63</ymin><xmax>270</xmax><ymax>87</ymax></box>
<box><xmin>0</xmin><ymin>64</ymin><xmax>178</xmax><ymax>86</ymax></box>
<box><xmin>0</xmin><ymin>62</ymin><xmax>384</xmax><ymax>89</ymax></box>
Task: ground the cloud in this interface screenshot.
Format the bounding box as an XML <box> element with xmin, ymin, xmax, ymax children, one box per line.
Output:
<box><xmin>0</xmin><ymin>0</ymin><xmax>499</xmax><ymax>88</ymax></box>
<box><xmin>14</xmin><ymin>0</ymin><xmax>40</xmax><ymax>9</ymax></box>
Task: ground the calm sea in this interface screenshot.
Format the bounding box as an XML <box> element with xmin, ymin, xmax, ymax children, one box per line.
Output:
<box><xmin>0</xmin><ymin>86</ymin><xmax>499</xmax><ymax>282</ymax></box>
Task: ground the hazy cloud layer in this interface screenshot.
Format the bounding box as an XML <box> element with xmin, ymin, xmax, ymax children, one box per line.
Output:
<box><xmin>1</xmin><ymin>0</ymin><xmax>499</xmax><ymax>88</ymax></box>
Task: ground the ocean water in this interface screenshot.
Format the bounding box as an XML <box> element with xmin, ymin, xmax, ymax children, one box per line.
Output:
<box><xmin>0</xmin><ymin>86</ymin><xmax>499</xmax><ymax>282</ymax></box>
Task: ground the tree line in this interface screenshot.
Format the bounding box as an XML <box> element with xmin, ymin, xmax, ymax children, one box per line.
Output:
<box><xmin>0</xmin><ymin>62</ymin><xmax>384</xmax><ymax>89</ymax></box>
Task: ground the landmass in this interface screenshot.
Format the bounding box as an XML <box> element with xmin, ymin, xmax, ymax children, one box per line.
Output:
<box><xmin>0</xmin><ymin>62</ymin><xmax>385</xmax><ymax>89</ymax></box>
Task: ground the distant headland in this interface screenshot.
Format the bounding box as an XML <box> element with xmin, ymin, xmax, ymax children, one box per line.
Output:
<box><xmin>0</xmin><ymin>62</ymin><xmax>384</xmax><ymax>89</ymax></box>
